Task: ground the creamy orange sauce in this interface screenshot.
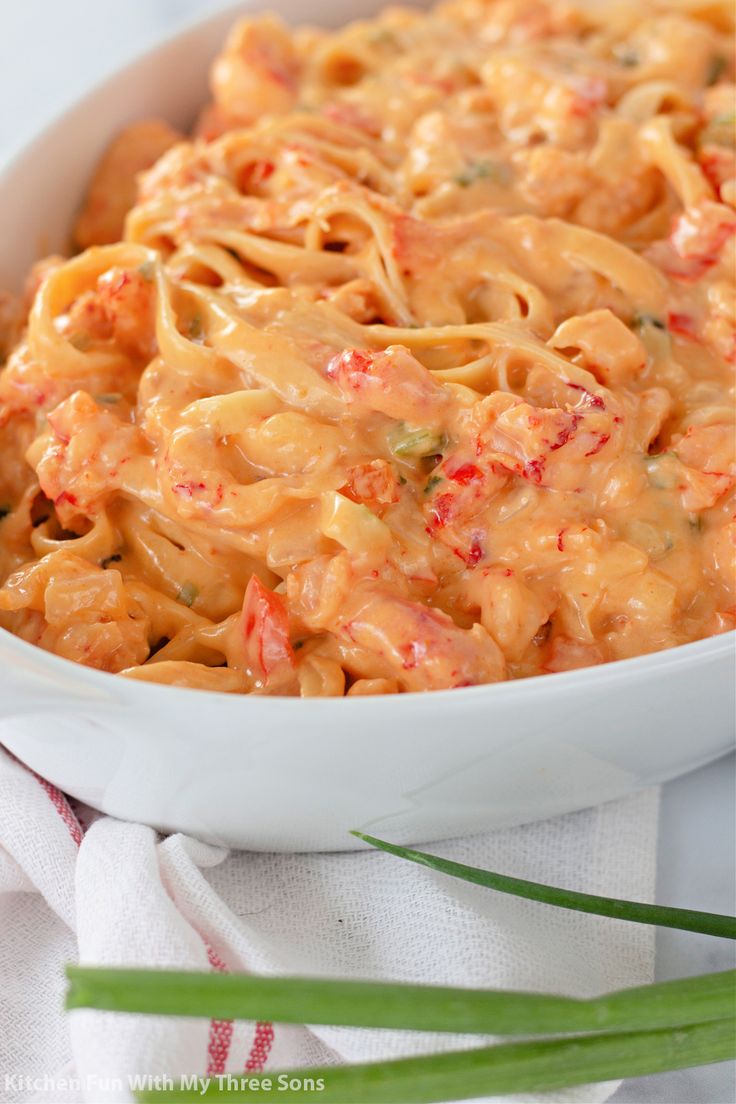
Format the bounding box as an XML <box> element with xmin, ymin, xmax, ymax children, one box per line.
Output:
<box><xmin>0</xmin><ymin>0</ymin><xmax>734</xmax><ymax>695</ymax></box>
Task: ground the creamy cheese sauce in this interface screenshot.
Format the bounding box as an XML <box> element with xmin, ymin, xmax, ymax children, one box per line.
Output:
<box><xmin>0</xmin><ymin>0</ymin><xmax>733</xmax><ymax>694</ymax></box>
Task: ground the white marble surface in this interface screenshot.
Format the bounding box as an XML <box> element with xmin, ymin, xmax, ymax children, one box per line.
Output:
<box><xmin>0</xmin><ymin>3</ymin><xmax>734</xmax><ymax>1102</ymax></box>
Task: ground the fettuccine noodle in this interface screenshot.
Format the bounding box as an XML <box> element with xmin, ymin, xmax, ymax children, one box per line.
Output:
<box><xmin>0</xmin><ymin>0</ymin><xmax>733</xmax><ymax>695</ymax></box>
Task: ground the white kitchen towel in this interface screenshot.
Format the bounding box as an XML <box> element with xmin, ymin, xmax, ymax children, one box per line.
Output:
<box><xmin>0</xmin><ymin>739</ymin><xmax>659</xmax><ymax>1104</ymax></box>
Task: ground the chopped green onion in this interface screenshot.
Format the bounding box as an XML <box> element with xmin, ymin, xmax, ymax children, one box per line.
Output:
<box><xmin>95</xmin><ymin>393</ymin><xmax>122</xmax><ymax>405</ymax></box>
<box><xmin>176</xmin><ymin>581</ymin><xmax>199</xmax><ymax>608</ymax></box>
<box><xmin>390</xmin><ymin>425</ymin><xmax>446</xmax><ymax>459</ymax></box>
<box><xmin>454</xmin><ymin>160</ymin><xmax>511</xmax><ymax>188</ymax></box>
<box><xmin>633</xmin><ymin>314</ymin><xmax>671</xmax><ymax>364</ymax></box>
<box><xmin>706</xmin><ymin>55</ymin><xmax>727</xmax><ymax>86</ymax></box>
<box><xmin>137</xmin><ymin>260</ymin><xmax>155</xmax><ymax>282</ymax></box>
<box><xmin>615</xmin><ymin>45</ymin><xmax>639</xmax><ymax>67</ymax></box>
<box><xmin>188</xmin><ymin>315</ymin><xmax>203</xmax><ymax>341</ymax></box>
<box><xmin>368</xmin><ymin>28</ymin><xmax>396</xmax><ymax>46</ymax></box>
<box><xmin>424</xmin><ymin>474</ymin><xmax>443</xmax><ymax>494</ymax></box>
<box><xmin>625</xmin><ymin>519</ymin><xmax>674</xmax><ymax>560</ymax></box>
<box><xmin>632</xmin><ymin>314</ymin><xmax>665</xmax><ymax>331</ymax></box>
<box><xmin>131</xmin><ymin>1019</ymin><xmax>736</xmax><ymax>1102</ymax></box>
<box><xmin>351</xmin><ymin>832</ymin><xmax>736</xmax><ymax>938</ymax></box>
<box><xmin>700</xmin><ymin>113</ymin><xmax>736</xmax><ymax>149</ymax></box>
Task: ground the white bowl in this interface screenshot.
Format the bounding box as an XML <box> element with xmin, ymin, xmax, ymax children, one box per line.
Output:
<box><xmin>0</xmin><ymin>1</ymin><xmax>733</xmax><ymax>851</ymax></box>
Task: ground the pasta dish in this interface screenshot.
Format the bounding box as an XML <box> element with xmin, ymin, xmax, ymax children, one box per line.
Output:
<box><xmin>0</xmin><ymin>0</ymin><xmax>733</xmax><ymax>696</ymax></box>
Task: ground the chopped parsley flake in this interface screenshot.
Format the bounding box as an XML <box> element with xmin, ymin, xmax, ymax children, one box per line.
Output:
<box><xmin>616</xmin><ymin>47</ymin><xmax>639</xmax><ymax>67</ymax></box>
<box><xmin>632</xmin><ymin>313</ymin><xmax>665</xmax><ymax>331</ymax></box>
<box><xmin>706</xmin><ymin>55</ymin><xmax>727</xmax><ymax>86</ymax></box>
<box><xmin>700</xmin><ymin>113</ymin><xmax>736</xmax><ymax>149</ymax></box>
<box><xmin>137</xmin><ymin>260</ymin><xmax>155</xmax><ymax>282</ymax></box>
<box><xmin>177</xmin><ymin>581</ymin><xmax>200</xmax><ymax>607</ymax></box>
<box><xmin>454</xmin><ymin>161</ymin><xmax>510</xmax><ymax>188</ymax></box>
<box><xmin>368</xmin><ymin>28</ymin><xmax>396</xmax><ymax>46</ymax></box>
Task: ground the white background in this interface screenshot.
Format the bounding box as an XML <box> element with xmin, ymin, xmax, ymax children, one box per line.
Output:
<box><xmin>0</xmin><ymin>3</ymin><xmax>734</xmax><ymax>1102</ymax></box>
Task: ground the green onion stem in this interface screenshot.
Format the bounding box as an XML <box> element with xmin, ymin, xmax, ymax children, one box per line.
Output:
<box><xmin>134</xmin><ymin>1019</ymin><xmax>736</xmax><ymax>1103</ymax></box>
<box><xmin>351</xmin><ymin>832</ymin><xmax>736</xmax><ymax>939</ymax></box>
<box><xmin>65</xmin><ymin>966</ymin><xmax>736</xmax><ymax>1037</ymax></box>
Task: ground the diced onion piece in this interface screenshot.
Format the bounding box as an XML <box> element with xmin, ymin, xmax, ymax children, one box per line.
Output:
<box><xmin>645</xmin><ymin>453</ymin><xmax>679</xmax><ymax>489</ymax></box>
<box><xmin>320</xmin><ymin>491</ymin><xmax>392</xmax><ymax>556</ymax></box>
<box><xmin>625</xmin><ymin>520</ymin><xmax>674</xmax><ymax>561</ymax></box>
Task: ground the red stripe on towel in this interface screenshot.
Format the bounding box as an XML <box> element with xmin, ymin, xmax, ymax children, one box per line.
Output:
<box><xmin>3</xmin><ymin>749</ymin><xmax>83</xmax><ymax>847</ymax></box>
<box><xmin>34</xmin><ymin>775</ymin><xmax>84</xmax><ymax>847</ymax></box>
<box><xmin>245</xmin><ymin>1021</ymin><xmax>275</xmax><ymax>1071</ymax></box>
<box><xmin>205</xmin><ymin>945</ymin><xmax>234</xmax><ymax>1075</ymax></box>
